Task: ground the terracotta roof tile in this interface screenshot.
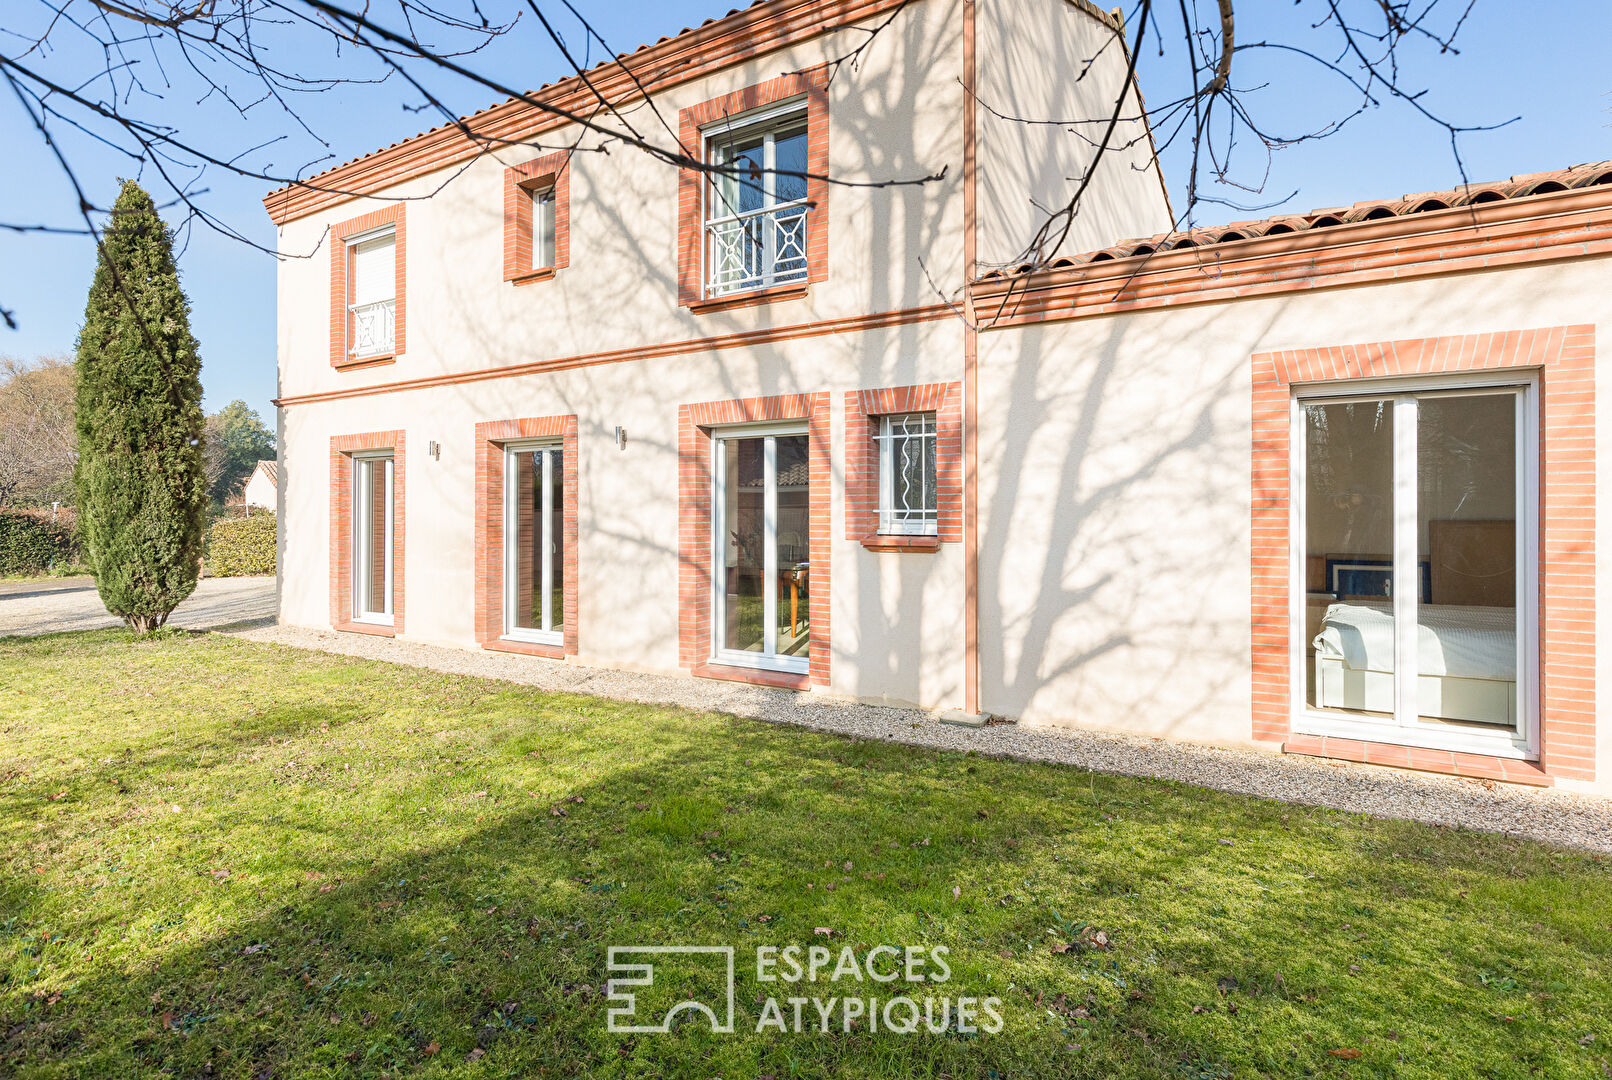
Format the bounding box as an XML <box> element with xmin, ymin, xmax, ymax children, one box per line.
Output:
<box><xmin>977</xmin><ymin>160</ymin><xmax>1612</xmax><ymax>281</ymax></box>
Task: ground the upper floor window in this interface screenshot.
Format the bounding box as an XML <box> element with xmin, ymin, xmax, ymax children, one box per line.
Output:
<box><xmin>347</xmin><ymin>227</ymin><xmax>396</xmax><ymax>359</ymax></box>
<box><xmin>703</xmin><ymin>101</ymin><xmax>810</xmax><ymax>297</ymax></box>
<box><xmin>502</xmin><ymin>151</ymin><xmax>571</xmax><ymax>286</ymax></box>
<box><xmin>531</xmin><ymin>186</ymin><xmax>557</xmax><ymax>271</ymax></box>
<box><xmin>877</xmin><ymin>412</ymin><xmax>937</xmax><ymax>536</ymax></box>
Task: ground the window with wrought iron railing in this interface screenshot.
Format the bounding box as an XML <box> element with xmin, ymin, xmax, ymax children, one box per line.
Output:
<box><xmin>347</xmin><ymin>228</ymin><xmax>396</xmax><ymax>358</ymax></box>
<box><xmin>704</xmin><ymin>104</ymin><xmax>809</xmax><ymax>297</ymax></box>
<box><xmin>877</xmin><ymin>412</ymin><xmax>938</xmax><ymax>535</ymax></box>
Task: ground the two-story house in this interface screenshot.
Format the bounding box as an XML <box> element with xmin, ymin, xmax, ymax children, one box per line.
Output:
<box><xmin>267</xmin><ymin>0</ymin><xmax>1612</xmax><ymax>796</ymax></box>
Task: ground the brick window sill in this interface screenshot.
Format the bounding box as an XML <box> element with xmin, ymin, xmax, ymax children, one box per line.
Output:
<box><xmin>335</xmin><ymin>620</ymin><xmax>396</xmax><ymax>638</ymax></box>
<box><xmin>692</xmin><ymin>662</ymin><xmax>810</xmax><ymax>690</ymax></box>
<box><xmin>333</xmin><ymin>353</ymin><xmax>396</xmax><ymax>371</ymax></box>
<box><xmin>509</xmin><ymin>267</ymin><xmax>557</xmax><ymax>287</ymax></box>
<box><xmin>860</xmin><ymin>533</ymin><xmax>941</xmax><ymax>553</ymax></box>
<box><xmin>687</xmin><ymin>283</ymin><xmax>808</xmax><ymax>315</ymax></box>
<box><xmin>1283</xmin><ymin>734</ymin><xmax>1552</xmax><ymax>786</ymax></box>
<box><xmin>483</xmin><ymin>637</ymin><xmax>567</xmax><ymax>660</ymax></box>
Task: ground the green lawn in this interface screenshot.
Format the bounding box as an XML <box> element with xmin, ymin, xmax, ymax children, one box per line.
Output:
<box><xmin>1</xmin><ymin>630</ymin><xmax>1608</xmax><ymax>1079</ymax></box>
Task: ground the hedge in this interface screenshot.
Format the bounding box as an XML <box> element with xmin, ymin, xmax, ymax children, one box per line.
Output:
<box><xmin>206</xmin><ymin>512</ymin><xmax>276</xmax><ymax>577</ymax></box>
<box><xmin>0</xmin><ymin>510</ymin><xmax>82</xmax><ymax>576</ymax></box>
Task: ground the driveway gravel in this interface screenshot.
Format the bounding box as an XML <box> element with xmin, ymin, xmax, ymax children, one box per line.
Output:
<box><xmin>0</xmin><ymin>575</ymin><xmax>277</xmax><ymax>637</ymax></box>
<box><xmin>234</xmin><ymin>622</ymin><xmax>1612</xmax><ymax>854</ymax></box>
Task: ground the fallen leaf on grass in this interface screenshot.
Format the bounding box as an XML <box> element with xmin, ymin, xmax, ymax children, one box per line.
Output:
<box><xmin>814</xmin><ymin>927</ymin><xmax>837</xmax><ymax>938</ymax></box>
<box><xmin>1328</xmin><ymin>1048</ymin><xmax>1363</xmax><ymax>1059</ymax></box>
<box><xmin>242</xmin><ymin>943</ymin><xmax>268</xmax><ymax>956</ymax></box>
<box><xmin>46</xmin><ymin>791</ymin><xmax>67</xmax><ymax>801</ymax></box>
<box><xmin>159</xmin><ymin>1011</ymin><xmax>176</xmax><ymax>1030</ymax></box>
<box><xmin>467</xmin><ymin>1048</ymin><xmax>485</xmax><ymax>1062</ymax></box>
<box><xmin>422</xmin><ymin>1041</ymin><xmax>440</xmax><ymax>1057</ymax></box>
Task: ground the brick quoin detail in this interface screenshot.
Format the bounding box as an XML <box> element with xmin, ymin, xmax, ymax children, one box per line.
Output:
<box><xmin>472</xmin><ymin>416</ymin><xmax>580</xmax><ymax>658</ymax></box>
<box><xmin>502</xmin><ymin>151</ymin><xmax>572</xmax><ymax>285</ymax></box>
<box><xmin>1251</xmin><ymin>326</ymin><xmax>1596</xmax><ymax>785</ymax></box>
<box><xmin>844</xmin><ymin>382</ymin><xmax>963</xmax><ymax>545</ymax></box>
<box><xmin>678</xmin><ymin>393</ymin><xmax>831</xmax><ymax>687</ymax></box>
<box><xmin>329</xmin><ymin>205</ymin><xmax>405</xmax><ymax>369</ymax></box>
<box><xmin>329</xmin><ymin>431</ymin><xmax>406</xmax><ymax>636</ymax></box>
<box><xmin>676</xmin><ymin>69</ymin><xmax>829</xmax><ymax>309</ymax></box>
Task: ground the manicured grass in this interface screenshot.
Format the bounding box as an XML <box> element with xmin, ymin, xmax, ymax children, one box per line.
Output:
<box><xmin>1</xmin><ymin>630</ymin><xmax>1609</xmax><ymax>1079</ymax></box>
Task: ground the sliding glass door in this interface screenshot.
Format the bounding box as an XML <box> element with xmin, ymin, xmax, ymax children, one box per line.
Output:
<box><xmin>353</xmin><ymin>453</ymin><xmax>394</xmax><ymax>625</ymax></box>
<box><xmin>503</xmin><ymin>442</ymin><xmax>565</xmax><ymax>645</ymax></box>
<box><xmin>1295</xmin><ymin>378</ymin><xmax>1535</xmax><ymax>753</ymax></box>
<box><xmin>712</xmin><ymin>426</ymin><xmax>810</xmax><ymax>672</ymax></box>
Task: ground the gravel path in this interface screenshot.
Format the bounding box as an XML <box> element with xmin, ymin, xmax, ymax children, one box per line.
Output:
<box><xmin>0</xmin><ymin>575</ymin><xmax>277</xmax><ymax>637</ymax></box>
<box><xmin>234</xmin><ymin>623</ymin><xmax>1612</xmax><ymax>854</ymax></box>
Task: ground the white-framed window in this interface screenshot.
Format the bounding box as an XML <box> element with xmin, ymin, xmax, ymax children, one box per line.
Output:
<box><xmin>703</xmin><ymin>100</ymin><xmax>810</xmax><ymax>297</ymax></box>
<box><xmin>502</xmin><ymin>441</ymin><xmax>565</xmax><ymax>645</ymax></box>
<box><xmin>711</xmin><ymin>422</ymin><xmax>811</xmax><ymax>673</ymax></box>
<box><xmin>347</xmin><ymin>226</ymin><xmax>396</xmax><ymax>358</ymax></box>
<box><xmin>1292</xmin><ymin>371</ymin><xmax>1538</xmax><ymax>759</ymax></box>
<box><xmin>876</xmin><ymin>412</ymin><xmax>938</xmax><ymax>535</ymax></box>
<box><xmin>531</xmin><ymin>186</ymin><xmax>557</xmax><ymax>271</ymax></box>
<box><xmin>352</xmin><ymin>451</ymin><xmax>395</xmax><ymax>625</ymax></box>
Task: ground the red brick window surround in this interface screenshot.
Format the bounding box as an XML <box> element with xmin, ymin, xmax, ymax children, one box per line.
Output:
<box><xmin>678</xmin><ymin>393</ymin><xmax>831</xmax><ymax>689</ymax></box>
<box><xmin>1251</xmin><ymin>326</ymin><xmax>1595</xmax><ymax>786</ymax></box>
<box><xmin>473</xmin><ymin>416</ymin><xmax>580</xmax><ymax>659</ymax></box>
<box><xmin>845</xmin><ymin>383</ymin><xmax>963</xmax><ymax>551</ymax></box>
<box><xmin>329</xmin><ymin>205</ymin><xmax>405</xmax><ymax>370</ymax></box>
<box><xmin>502</xmin><ymin>151</ymin><xmax>572</xmax><ymax>286</ymax></box>
<box><xmin>676</xmin><ymin>69</ymin><xmax>829</xmax><ymax>312</ymax></box>
<box><xmin>330</xmin><ymin>431</ymin><xmax>406</xmax><ymax>636</ymax></box>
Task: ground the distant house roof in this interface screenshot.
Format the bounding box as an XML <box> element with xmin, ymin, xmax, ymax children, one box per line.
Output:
<box><xmin>977</xmin><ymin>159</ymin><xmax>1612</xmax><ymax>281</ymax></box>
<box><xmin>255</xmin><ymin>460</ymin><xmax>278</xmax><ymax>486</ymax></box>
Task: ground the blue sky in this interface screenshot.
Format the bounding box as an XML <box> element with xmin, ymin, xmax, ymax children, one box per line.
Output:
<box><xmin>1</xmin><ymin>0</ymin><xmax>1607</xmax><ymax>421</ymax></box>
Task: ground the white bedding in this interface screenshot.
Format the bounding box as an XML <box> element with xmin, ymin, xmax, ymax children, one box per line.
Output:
<box><xmin>1312</xmin><ymin>601</ymin><xmax>1516</xmax><ymax>681</ymax></box>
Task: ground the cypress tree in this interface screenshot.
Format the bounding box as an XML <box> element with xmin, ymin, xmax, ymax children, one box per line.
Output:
<box><xmin>74</xmin><ymin>180</ymin><xmax>208</xmax><ymax>633</ymax></box>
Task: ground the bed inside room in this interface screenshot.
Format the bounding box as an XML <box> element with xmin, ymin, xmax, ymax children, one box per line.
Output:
<box><xmin>1302</xmin><ymin>391</ymin><xmax>1523</xmax><ymax>732</ymax></box>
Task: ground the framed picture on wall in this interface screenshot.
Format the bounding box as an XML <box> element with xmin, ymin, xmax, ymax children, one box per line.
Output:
<box><xmin>1325</xmin><ymin>555</ymin><xmax>1431</xmax><ymax>602</ymax></box>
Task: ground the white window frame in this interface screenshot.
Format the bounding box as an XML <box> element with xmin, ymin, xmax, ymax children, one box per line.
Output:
<box><xmin>700</xmin><ymin>98</ymin><xmax>811</xmax><ymax>298</ymax></box>
<box><xmin>530</xmin><ymin>186</ymin><xmax>557</xmax><ymax>271</ymax></box>
<box><xmin>351</xmin><ymin>450</ymin><xmax>395</xmax><ymax>626</ymax></box>
<box><xmin>1288</xmin><ymin>370</ymin><xmax>1539</xmax><ymax>759</ymax></box>
<box><xmin>345</xmin><ymin>224</ymin><xmax>397</xmax><ymax>359</ymax></box>
<box><xmin>710</xmin><ymin>420</ymin><xmax>810</xmax><ymax>675</ymax></box>
<box><xmin>876</xmin><ymin>412</ymin><xmax>938</xmax><ymax>536</ymax></box>
<box><xmin>502</xmin><ymin>440</ymin><xmax>564</xmax><ymax>647</ymax></box>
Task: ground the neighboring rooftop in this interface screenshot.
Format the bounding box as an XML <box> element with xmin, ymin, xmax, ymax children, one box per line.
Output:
<box><xmin>978</xmin><ymin>160</ymin><xmax>1612</xmax><ymax>280</ymax></box>
<box><xmin>256</xmin><ymin>460</ymin><xmax>278</xmax><ymax>485</ymax></box>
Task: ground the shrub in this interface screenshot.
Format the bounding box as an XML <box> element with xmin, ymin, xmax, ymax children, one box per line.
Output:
<box><xmin>0</xmin><ymin>509</ymin><xmax>81</xmax><ymax>576</ymax></box>
<box><xmin>74</xmin><ymin>180</ymin><xmax>208</xmax><ymax>632</ymax></box>
<box><xmin>206</xmin><ymin>512</ymin><xmax>276</xmax><ymax>577</ymax></box>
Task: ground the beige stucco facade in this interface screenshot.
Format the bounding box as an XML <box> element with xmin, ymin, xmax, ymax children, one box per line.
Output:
<box><xmin>271</xmin><ymin>0</ymin><xmax>1606</xmax><ymax>794</ymax></box>
<box><xmin>977</xmin><ymin>257</ymin><xmax>1611</xmax><ymax>797</ymax></box>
